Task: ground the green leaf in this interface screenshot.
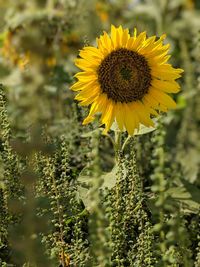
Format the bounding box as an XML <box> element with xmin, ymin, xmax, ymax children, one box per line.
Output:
<box><xmin>100</xmin><ymin>166</ymin><xmax>117</xmax><ymax>190</ymax></box>
<box><xmin>166</xmin><ymin>180</ymin><xmax>200</xmax><ymax>213</ymax></box>
<box><xmin>134</xmin><ymin>124</ymin><xmax>156</xmax><ymax>136</ymax></box>
<box><xmin>77</xmin><ymin>182</ymin><xmax>91</xmax><ymax>209</ymax></box>
<box><xmin>77</xmin><ymin>166</ymin><xmax>118</xmax><ymax>208</ymax></box>
<box><xmin>180</xmin><ymin>179</ymin><xmax>200</xmax><ymax>204</ymax></box>
<box><xmin>81</xmin><ymin>128</ymin><xmax>102</xmax><ymax>138</ymax></box>
<box><xmin>110</xmin><ymin>120</ymin><xmax>156</xmax><ymax>135</ymax></box>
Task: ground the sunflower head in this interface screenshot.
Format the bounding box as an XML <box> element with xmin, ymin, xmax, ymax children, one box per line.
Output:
<box><xmin>71</xmin><ymin>25</ymin><xmax>183</xmax><ymax>135</ymax></box>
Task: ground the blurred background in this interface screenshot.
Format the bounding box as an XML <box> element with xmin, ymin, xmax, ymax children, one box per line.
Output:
<box><xmin>0</xmin><ymin>0</ymin><xmax>200</xmax><ymax>266</ymax></box>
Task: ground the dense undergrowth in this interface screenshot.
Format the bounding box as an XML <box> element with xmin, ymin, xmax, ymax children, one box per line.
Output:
<box><xmin>0</xmin><ymin>1</ymin><xmax>200</xmax><ymax>266</ymax></box>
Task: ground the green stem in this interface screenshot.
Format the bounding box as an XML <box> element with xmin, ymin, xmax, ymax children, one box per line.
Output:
<box><xmin>113</xmin><ymin>130</ymin><xmax>123</xmax><ymax>267</ymax></box>
<box><xmin>122</xmin><ymin>135</ymin><xmax>132</xmax><ymax>152</ymax></box>
<box><xmin>106</xmin><ymin>133</ymin><xmax>115</xmax><ymax>149</ymax></box>
<box><xmin>114</xmin><ymin>131</ymin><xmax>122</xmax><ymax>163</ymax></box>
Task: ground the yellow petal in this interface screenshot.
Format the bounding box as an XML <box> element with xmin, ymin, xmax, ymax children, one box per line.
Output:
<box><xmin>102</xmin><ymin>31</ymin><xmax>113</xmax><ymax>52</ymax></box>
<box><xmin>101</xmin><ymin>100</ymin><xmax>115</xmax><ymax>133</ymax></box>
<box><xmin>82</xmin><ymin>94</ymin><xmax>108</xmax><ymax>123</ymax></box>
<box><xmin>82</xmin><ymin>46</ymin><xmax>103</xmax><ymax>58</ymax></box>
<box><xmin>79</xmin><ymin>95</ymin><xmax>99</xmax><ymax>106</ymax></box>
<box><xmin>74</xmin><ymin>71</ymin><xmax>97</xmax><ymax>82</ymax></box>
<box><xmin>147</xmin><ymin>54</ymin><xmax>171</xmax><ymax>67</ymax></box>
<box><xmin>133</xmin><ymin>101</ymin><xmax>154</xmax><ymax>127</ymax></box>
<box><xmin>126</xmin><ymin>37</ymin><xmax>135</xmax><ymax>49</ymax></box>
<box><xmin>116</xmin><ymin>26</ymin><xmax>122</xmax><ymax>48</ymax></box>
<box><xmin>75</xmin><ymin>58</ymin><xmax>98</xmax><ymax>70</ymax></box>
<box><xmin>97</xmin><ymin>36</ymin><xmax>109</xmax><ymax>56</ymax></box>
<box><xmin>143</xmin><ymin>93</ymin><xmax>159</xmax><ymax>108</ymax></box>
<box><xmin>115</xmin><ymin>102</ymin><xmax>125</xmax><ymax>131</ymax></box>
<box><xmin>138</xmin><ymin>35</ymin><xmax>157</xmax><ymax>53</ymax></box>
<box><xmin>149</xmin><ymin>88</ymin><xmax>177</xmax><ymax>109</ymax></box>
<box><xmin>79</xmin><ymin>50</ymin><xmax>102</xmax><ymax>64</ymax></box>
<box><xmin>144</xmin><ymin>34</ymin><xmax>166</xmax><ymax>53</ymax></box>
<box><xmin>151</xmin><ymin>79</ymin><xmax>180</xmax><ymax>93</ymax></box>
<box><xmin>75</xmin><ymin>85</ymin><xmax>100</xmax><ymax>100</ymax></box>
<box><xmin>151</xmin><ymin>67</ymin><xmax>182</xmax><ymax>80</ymax></box>
<box><xmin>122</xmin><ymin>28</ymin><xmax>130</xmax><ymax>47</ymax></box>
<box><xmin>147</xmin><ymin>43</ymin><xmax>170</xmax><ymax>58</ymax></box>
<box><xmin>70</xmin><ymin>80</ymin><xmax>98</xmax><ymax>91</ymax></box>
<box><xmin>142</xmin><ymin>100</ymin><xmax>159</xmax><ymax>116</ymax></box>
<box><xmin>132</xmin><ymin>31</ymin><xmax>146</xmax><ymax>51</ymax></box>
<box><xmin>123</xmin><ymin>103</ymin><xmax>137</xmax><ymax>135</ymax></box>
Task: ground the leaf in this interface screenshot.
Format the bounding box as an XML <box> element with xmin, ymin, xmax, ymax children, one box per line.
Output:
<box><xmin>166</xmin><ymin>180</ymin><xmax>200</xmax><ymax>213</ymax></box>
<box><xmin>81</xmin><ymin>128</ymin><xmax>102</xmax><ymax>138</ymax></box>
<box><xmin>166</xmin><ymin>187</ymin><xmax>192</xmax><ymax>200</ymax></box>
<box><xmin>110</xmin><ymin>120</ymin><xmax>156</xmax><ymax>135</ymax></box>
<box><xmin>100</xmin><ymin>166</ymin><xmax>117</xmax><ymax>190</ymax></box>
<box><xmin>179</xmin><ymin>148</ymin><xmax>200</xmax><ymax>183</ymax></box>
<box><xmin>180</xmin><ymin>179</ymin><xmax>200</xmax><ymax>204</ymax></box>
<box><xmin>134</xmin><ymin>124</ymin><xmax>156</xmax><ymax>136</ymax></box>
<box><xmin>77</xmin><ymin>175</ymin><xmax>93</xmax><ymax>188</ymax></box>
<box><xmin>77</xmin><ymin>183</ymin><xmax>91</xmax><ymax>209</ymax></box>
<box><xmin>77</xmin><ymin>166</ymin><xmax>118</xmax><ymax>208</ymax></box>
<box><xmin>147</xmin><ymin>180</ymin><xmax>200</xmax><ymax>215</ymax></box>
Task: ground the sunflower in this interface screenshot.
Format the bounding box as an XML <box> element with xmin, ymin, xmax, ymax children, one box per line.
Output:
<box><xmin>71</xmin><ymin>25</ymin><xmax>183</xmax><ymax>135</ymax></box>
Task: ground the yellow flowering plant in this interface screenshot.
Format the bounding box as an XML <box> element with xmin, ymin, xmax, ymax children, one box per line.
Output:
<box><xmin>71</xmin><ymin>25</ymin><xmax>183</xmax><ymax>136</ymax></box>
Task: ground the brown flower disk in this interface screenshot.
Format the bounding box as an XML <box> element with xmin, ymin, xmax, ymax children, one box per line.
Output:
<box><xmin>98</xmin><ymin>48</ymin><xmax>152</xmax><ymax>103</ymax></box>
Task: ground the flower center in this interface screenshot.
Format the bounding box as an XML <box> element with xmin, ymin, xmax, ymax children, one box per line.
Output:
<box><xmin>97</xmin><ymin>48</ymin><xmax>152</xmax><ymax>103</ymax></box>
<box><xmin>120</xmin><ymin>67</ymin><xmax>132</xmax><ymax>81</ymax></box>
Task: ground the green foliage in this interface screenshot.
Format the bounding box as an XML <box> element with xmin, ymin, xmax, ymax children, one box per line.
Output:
<box><xmin>0</xmin><ymin>0</ymin><xmax>200</xmax><ymax>266</ymax></box>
